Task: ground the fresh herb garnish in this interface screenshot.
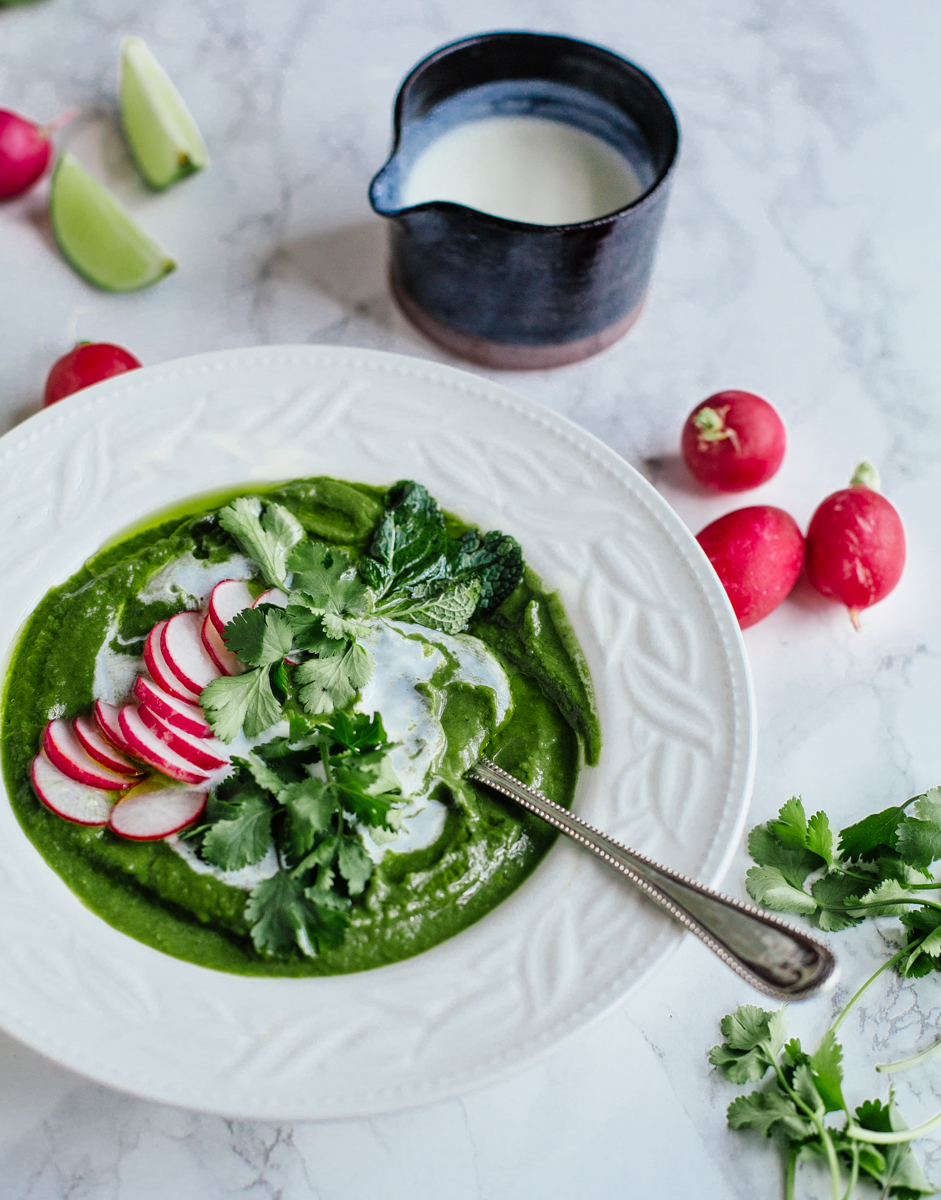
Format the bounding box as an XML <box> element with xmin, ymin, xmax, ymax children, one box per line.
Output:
<box><xmin>217</xmin><ymin>496</ymin><xmax>304</xmax><ymax>590</ymax></box>
<box><xmin>189</xmin><ymin>712</ymin><xmax>401</xmax><ymax>958</ymax></box>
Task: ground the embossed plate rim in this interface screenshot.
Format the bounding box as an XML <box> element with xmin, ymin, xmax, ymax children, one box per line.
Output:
<box><xmin>0</xmin><ymin>346</ymin><xmax>755</xmax><ymax>1118</ymax></box>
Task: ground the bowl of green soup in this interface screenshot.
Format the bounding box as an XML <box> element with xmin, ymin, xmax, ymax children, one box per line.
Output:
<box><xmin>0</xmin><ymin>347</ymin><xmax>753</xmax><ymax>1117</ymax></box>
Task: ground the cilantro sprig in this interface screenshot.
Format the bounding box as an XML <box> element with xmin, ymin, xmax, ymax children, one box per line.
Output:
<box><xmin>712</xmin><ymin>1001</ymin><xmax>937</xmax><ymax>1200</ymax></box>
<box><xmin>186</xmin><ymin>712</ymin><xmax>401</xmax><ymax>958</ymax></box>
<box><xmin>746</xmin><ymin>789</ymin><xmax>941</xmax><ymax>973</ymax></box>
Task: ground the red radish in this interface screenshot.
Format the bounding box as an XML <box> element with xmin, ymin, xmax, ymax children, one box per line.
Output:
<box><xmin>133</xmin><ymin>675</ymin><xmax>211</xmax><ymax>738</ymax></box>
<box><xmin>138</xmin><ymin>705</ymin><xmax>228</xmax><ymax>771</ymax></box>
<box><xmin>697</xmin><ymin>505</ymin><xmax>804</xmax><ymax>629</ymax></box>
<box><xmin>143</xmin><ymin>620</ymin><xmax>201</xmax><ymax>703</ymax></box>
<box><xmin>109</xmin><ymin>780</ymin><xmax>207</xmax><ymax>841</ymax></box>
<box><xmin>42</xmin><ymin>718</ymin><xmax>137</xmax><ymax>790</ymax></box>
<box><xmin>682</xmin><ymin>391</ymin><xmax>786</xmax><ymax>493</ymax></box>
<box><xmin>73</xmin><ymin>714</ymin><xmax>142</xmax><ymax>777</ymax></box>
<box><xmin>253</xmin><ymin>588</ymin><xmax>288</xmax><ymax>609</ymax></box>
<box><xmin>118</xmin><ymin>706</ymin><xmax>210</xmax><ymax>785</ymax></box>
<box><xmin>31</xmin><ymin>753</ymin><xmax>114</xmax><ymax>826</ymax></box>
<box><xmin>161</xmin><ymin>611</ymin><xmax>221</xmax><ymax>694</ymax></box>
<box><xmin>208</xmin><ymin>579</ymin><xmax>253</xmax><ymax>634</ymax></box>
<box><xmin>0</xmin><ymin>107</ymin><xmax>76</xmax><ymax>200</ymax></box>
<box><xmin>804</xmin><ymin>461</ymin><xmax>906</xmax><ymax>629</ymax></box>
<box><xmin>44</xmin><ymin>342</ymin><xmax>142</xmax><ymax>407</ymax></box>
<box><xmin>94</xmin><ymin>699</ymin><xmax>139</xmax><ymax>757</ymax></box>
<box><xmin>201</xmin><ymin>612</ymin><xmax>244</xmax><ymax>676</ymax></box>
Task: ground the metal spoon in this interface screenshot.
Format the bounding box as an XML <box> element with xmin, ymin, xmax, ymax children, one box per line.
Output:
<box><xmin>468</xmin><ymin>757</ymin><xmax>836</xmax><ymax>1001</ymax></box>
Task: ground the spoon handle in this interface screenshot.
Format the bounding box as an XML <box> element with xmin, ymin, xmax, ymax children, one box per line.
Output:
<box><xmin>468</xmin><ymin>758</ymin><xmax>836</xmax><ymax>1001</ymax></box>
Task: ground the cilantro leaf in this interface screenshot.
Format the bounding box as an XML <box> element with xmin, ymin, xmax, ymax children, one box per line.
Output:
<box><xmin>280</xmin><ymin>776</ymin><xmax>337</xmax><ymax>860</ymax></box>
<box><xmin>727</xmin><ymin>1086</ymin><xmax>815</xmax><ymax>1141</ymax></box>
<box><xmin>234</xmin><ymin>751</ymin><xmax>289</xmax><ymax>797</ymax></box>
<box><xmin>287</xmin><ymin>542</ymin><xmax>372</xmax><ymax>640</ymax></box>
<box><xmin>332</xmin><ymin>749</ymin><xmax>400</xmax><ymax>829</ymax></box>
<box><xmin>896</xmin><ymin>789</ymin><xmax>941</xmax><ymax>870</ymax></box>
<box><xmin>810</xmin><ymin>871</ymin><xmax>865</xmax><ymax>931</ymax></box>
<box><xmin>337</xmin><ymin>834</ymin><xmax>373</xmax><ymax>895</ymax></box>
<box><xmin>287</xmin><ymin>540</ymin><xmax>352</xmax><ymax>597</ymax></box>
<box><xmin>296</xmin><ymin>640</ymin><xmax>374</xmax><ymax>714</ymax></box>
<box><xmin>852</xmin><ymin>878</ymin><xmax>913</xmax><ymax>918</ymax></box>
<box><xmin>708</xmin><ymin>1005</ymin><xmax>786</xmax><ymax>1083</ymax></box>
<box><xmin>745</xmin><ymin>866</ymin><xmax>817</xmax><ymax>915</ymax></box>
<box><xmin>222</xmin><ymin>607</ymin><xmax>294</xmax><ymax>668</ymax></box>
<box><xmin>748</xmin><ymin>824</ymin><xmax>823</xmax><ymax>887</ymax></box>
<box><xmin>855</xmin><ymin>1094</ymin><xmax>936</xmax><ymax>1198</ymax></box>
<box><xmin>839</xmin><ymin>805</ymin><xmax>907</xmax><ymax>861</ymax></box>
<box><xmin>246</xmin><ymin>869</ymin><xmax>348</xmax><ymax>957</ymax></box>
<box><xmin>810</xmin><ymin>1029</ymin><xmax>846</xmax><ymax>1113</ymax></box>
<box><xmin>218</xmin><ymin>496</ymin><xmax>304</xmax><ymax>589</ymax></box>
<box><xmin>806</xmin><ymin>811</ymin><xmax>834</xmax><ymax>867</ymax></box>
<box><xmin>201</xmin><ymin>791</ymin><xmax>273</xmax><ymax>871</ymax></box>
<box><xmin>322</xmin><ymin>710</ymin><xmax>390</xmax><ymax>753</ymax></box>
<box><xmin>201</xmin><ymin>668</ymin><xmax>283</xmax><ymax>741</ymax></box>
<box><xmin>771</xmin><ymin>797</ymin><xmax>809</xmax><ymax>849</ymax></box>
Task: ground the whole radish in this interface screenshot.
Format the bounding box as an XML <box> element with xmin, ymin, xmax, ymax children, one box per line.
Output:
<box><xmin>697</xmin><ymin>506</ymin><xmax>804</xmax><ymax>629</ymax></box>
<box><xmin>0</xmin><ymin>107</ymin><xmax>76</xmax><ymax>200</ymax></box>
<box><xmin>44</xmin><ymin>342</ymin><xmax>143</xmax><ymax>406</ymax></box>
<box><xmin>804</xmin><ymin>461</ymin><xmax>905</xmax><ymax>629</ymax></box>
<box><xmin>682</xmin><ymin>390</ymin><xmax>786</xmax><ymax>492</ymax></box>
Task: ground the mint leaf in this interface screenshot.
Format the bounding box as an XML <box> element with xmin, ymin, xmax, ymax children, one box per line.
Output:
<box><xmin>280</xmin><ymin>776</ymin><xmax>336</xmax><ymax>860</ymax></box>
<box><xmin>296</xmin><ymin>640</ymin><xmax>374</xmax><ymax>714</ymax></box>
<box><xmin>201</xmin><ymin>791</ymin><xmax>273</xmax><ymax>870</ymax></box>
<box><xmin>896</xmin><ymin>789</ymin><xmax>941</xmax><ymax>870</ymax></box>
<box><xmin>218</xmin><ymin>496</ymin><xmax>304</xmax><ymax>589</ymax></box>
<box><xmin>452</xmin><ymin>527</ymin><xmax>524</xmax><ymax>612</ymax></box>
<box><xmin>746</xmin><ymin>866</ymin><xmax>817</xmax><ymax>915</ymax></box>
<box><xmin>246</xmin><ymin>869</ymin><xmax>348</xmax><ymax>957</ymax></box>
<box><xmin>380</xmin><ymin>576</ymin><xmax>482</xmax><ymax>635</ymax></box>
<box><xmin>222</xmin><ymin>607</ymin><xmax>293</xmax><ymax>668</ymax></box>
<box><xmin>201</xmin><ymin>668</ymin><xmax>282</xmax><ymax>741</ymax></box>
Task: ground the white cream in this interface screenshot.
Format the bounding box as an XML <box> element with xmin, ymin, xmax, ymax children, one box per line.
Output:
<box><xmin>402</xmin><ymin>115</ymin><xmax>643</xmax><ymax>225</ymax></box>
<box><xmin>136</xmin><ymin>551</ymin><xmax>255</xmax><ymax>608</ymax></box>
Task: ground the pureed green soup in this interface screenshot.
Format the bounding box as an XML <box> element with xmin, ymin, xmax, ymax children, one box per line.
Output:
<box><xmin>1</xmin><ymin>477</ymin><xmax>600</xmax><ymax>976</ymax></box>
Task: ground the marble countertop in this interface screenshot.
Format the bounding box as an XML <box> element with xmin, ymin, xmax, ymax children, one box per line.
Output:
<box><xmin>2</xmin><ymin>1</ymin><xmax>941</xmax><ymax>1196</ymax></box>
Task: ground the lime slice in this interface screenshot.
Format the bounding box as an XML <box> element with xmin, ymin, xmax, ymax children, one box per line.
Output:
<box><xmin>119</xmin><ymin>37</ymin><xmax>209</xmax><ymax>190</ymax></box>
<box><xmin>49</xmin><ymin>153</ymin><xmax>176</xmax><ymax>292</ymax></box>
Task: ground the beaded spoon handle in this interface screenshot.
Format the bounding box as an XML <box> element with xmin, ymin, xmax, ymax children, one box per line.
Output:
<box><xmin>468</xmin><ymin>758</ymin><xmax>836</xmax><ymax>1001</ymax></box>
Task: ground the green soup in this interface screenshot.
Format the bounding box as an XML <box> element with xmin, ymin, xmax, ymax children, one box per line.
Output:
<box><xmin>1</xmin><ymin>477</ymin><xmax>599</xmax><ymax>976</ymax></box>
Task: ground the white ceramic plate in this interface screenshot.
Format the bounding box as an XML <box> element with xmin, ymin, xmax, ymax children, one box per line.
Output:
<box><xmin>0</xmin><ymin>347</ymin><xmax>754</xmax><ymax>1118</ymax></box>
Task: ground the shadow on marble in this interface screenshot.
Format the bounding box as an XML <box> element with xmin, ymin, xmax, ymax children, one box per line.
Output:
<box><xmin>275</xmin><ymin>219</ymin><xmax>390</xmax><ymax>310</ymax></box>
<box><xmin>642</xmin><ymin>452</ymin><xmax>715</xmax><ymax>497</ymax></box>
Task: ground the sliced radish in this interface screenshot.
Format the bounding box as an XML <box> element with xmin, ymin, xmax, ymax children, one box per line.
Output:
<box><xmin>161</xmin><ymin>611</ymin><xmax>221</xmax><ymax>695</ymax></box>
<box><xmin>118</xmin><ymin>706</ymin><xmax>210</xmax><ymax>785</ymax></box>
<box><xmin>144</xmin><ymin>620</ymin><xmax>201</xmax><ymax>703</ymax></box>
<box><xmin>31</xmin><ymin>753</ymin><xmax>115</xmax><ymax>826</ymax></box>
<box><xmin>43</xmin><ymin>719</ymin><xmax>137</xmax><ymax>791</ymax></box>
<box><xmin>73</xmin><ymin>714</ymin><xmax>142</xmax><ymax>777</ymax></box>
<box><xmin>208</xmin><ymin>578</ymin><xmax>254</xmax><ymax>634</ymax></box>
<box><xmin>138</xmin><ymin>705</ymin><xmax>229</xmax><ymax>771</ymax></box>
<box><xmin>201</xmin><ymin>612</ymin><xmax>245</xmax><ymax>677</ymax></box>
<box><xmin>109</xmin><ymin>780</ymin><xmax>207</xmax><ymax>841</ymax></box>
<box><xmin>133</xmin><ymin>675</ymin><xmax>211</xmax><ymax>737</ymax></box>
<box><xmin>253</xmin><ymin>588</ymin><xmax>288</xmax><ymax>609</ymax></box>
<box><xmin>94</xmin><ymin>699</ymin><xmax>139</xmax><ymax>757</ymax></box>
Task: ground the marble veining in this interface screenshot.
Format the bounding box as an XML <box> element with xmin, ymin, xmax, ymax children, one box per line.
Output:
<box><xmin>2</xmin><ymin>0</ymin><xmax>941</xmax><ymax>1196</ymax></box>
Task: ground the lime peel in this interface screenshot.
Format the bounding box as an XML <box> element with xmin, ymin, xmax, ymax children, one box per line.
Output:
<box><xmin>49</xmin><ymin>153</ymin><xmax>176</xmax><ymax>293</ymax></box>
<box><xmin>120</xmin><ymin>36</ymin><xmax>209</xmax><ymax>191</ymax></box>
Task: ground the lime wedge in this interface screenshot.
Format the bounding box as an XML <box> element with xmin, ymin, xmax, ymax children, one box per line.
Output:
<box><xmin>49</xmin><ymin>153</ymin><xmax>176</xmax><ymax>292</ymax></box>
<box><xmin>119</xmin><ymin>37</ymin><xmax>209</xmax><ymax>190</ymax></box>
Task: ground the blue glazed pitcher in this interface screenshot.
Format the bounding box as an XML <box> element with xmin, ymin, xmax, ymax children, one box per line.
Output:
<box><xmin>370</xmin><ymin>32</ymin><xmax>680</xmax><ymax>369</ymax></box>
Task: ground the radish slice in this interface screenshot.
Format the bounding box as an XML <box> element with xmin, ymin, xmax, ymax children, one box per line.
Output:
<box><xmin>109</xmin><ymin>780</ymin><xmax>207</xmax><ymax>840</ymax></box>
<box><xmin>31</xmin><ymin>753</ymin><xmax>115</xmax><ymax>826</ymax></box>
<box><xmin>138</xmin><ymin>705</ymin><xmax>229</xmax><ymax>771</ymax></box>
<box><xmin>133</xmin><ymin>675</ymin><xmax>211</xmax><ymax>737</ymax></box>
<box><xmin>144</xmin><ymin>620</ymin><xmax>200</xmax><ymax>703</ymax></box>
<box><xmin>118</xmin><ymin>706</ymin><xmax>210</xmax><ymax>785</ymax></box>
<box><xmin>208</xmin><ymin>578</ymin><xmax>254</xmax><ymax>634</ymax></box>
<box><xmin>161</xmin><ymin>611</ymin><xmax>221</xmax><ymax>694</ymax></box>
<box><xmin>74</xmin><ymin>714</ymin><xmax>142</xmax><ymax>777</ymax></box>
<box><xmin>43</xmin><ymin>719</ymin><xmax>137</xmax><ymax>791</ymax></box>
<box><xmin>94</xmin><ymin>699</ymin><xmax>139</xmax><ymax>757</ymax></box>
<box><xmin>253</xmin><ymin>588</ymin><xmax>288</xmax><ymax>609</ymax></box>
<box><xmin>201</xmin><ymin>612</ymin><xmax>245</xmax><ymax>677</ymax></box>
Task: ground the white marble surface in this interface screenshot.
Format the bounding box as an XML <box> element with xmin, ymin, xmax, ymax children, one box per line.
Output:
<box><xmin>1</xmin><ymin>0</ymin><xmax>940</xmax><ymax>1196</ymax></box>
